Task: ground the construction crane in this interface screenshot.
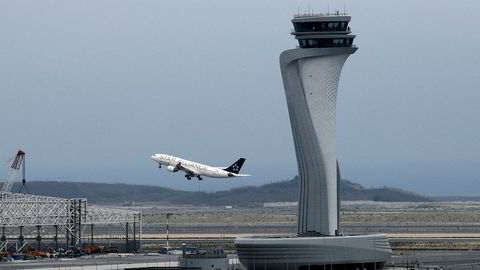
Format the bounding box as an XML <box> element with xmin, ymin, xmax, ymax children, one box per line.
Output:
<box><xmin>1</xmin><ymin>150</ymin><xmax>26</xmax><ymax>193</ymax></box>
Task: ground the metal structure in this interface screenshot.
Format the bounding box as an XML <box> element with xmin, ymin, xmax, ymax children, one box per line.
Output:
<box><xmin>0</xmin><ymin>151</ymin><xmax>142</xmax><ymax>253</ymax></box>
<box><xmin>1</xmin><ymin>150</ymin><xmax>25</xmax><ymax>193</ymax></box>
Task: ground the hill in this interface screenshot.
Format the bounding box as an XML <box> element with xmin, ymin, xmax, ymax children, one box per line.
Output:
<box><xmin>4</xmin><ymin>177</ymin><xmax>430</xmax><ymax>206</ymax></box>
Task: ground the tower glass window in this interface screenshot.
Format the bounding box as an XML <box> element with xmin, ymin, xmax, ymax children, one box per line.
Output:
<box><xmin>293</xmin><ymin>21</ymin><xmax>349</xmax><ymax>32</ymax></box>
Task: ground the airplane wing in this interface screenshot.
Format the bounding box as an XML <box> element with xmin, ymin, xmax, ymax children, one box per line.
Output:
<box><xmin>175</xmin><ymin>162</ymin><xmax>198</xmax><ymax>177</ymax></box>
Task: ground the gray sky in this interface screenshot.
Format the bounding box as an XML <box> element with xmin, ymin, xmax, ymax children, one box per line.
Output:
<box><xmin>0</xmin><ymin>0</ymin><xmax>479</xmax><ymax>196</ymax></box>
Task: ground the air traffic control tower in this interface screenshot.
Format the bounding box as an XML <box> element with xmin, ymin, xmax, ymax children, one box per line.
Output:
<box><xmin>282</xmin><ymin>13</ymin><xmax>356</xmax><ymax>237</ymax></box>
<box><xmin>235</xmin><ymin>13</ymin><xmax>392</xmax><ymax>270</ymax></box>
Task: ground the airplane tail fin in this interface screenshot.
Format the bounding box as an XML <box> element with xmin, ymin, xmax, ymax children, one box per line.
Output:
<box><xmin>223</xmin><ymin>158</ymin><xmax>246</xmax><ymax>174</ymax></box>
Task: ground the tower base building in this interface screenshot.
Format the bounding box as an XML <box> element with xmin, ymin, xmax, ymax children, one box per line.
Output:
<box><xmin>235</xmin><ymin>13</ymin><xmax>391</xmax><ymax>269</ymax></box>
<box><xmin>235</xmin><ymin>234</ymin><xmax>391</xmax><ymax>270</ymax></box>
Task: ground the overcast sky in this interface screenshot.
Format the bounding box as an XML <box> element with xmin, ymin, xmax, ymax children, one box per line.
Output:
<box><xmin>1</xmin><ymin>0</ymin><xmax>479</xmax><ymax>196</ymax></box>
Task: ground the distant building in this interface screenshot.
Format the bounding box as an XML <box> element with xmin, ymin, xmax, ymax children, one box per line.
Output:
<box><xmin>179</xmin><ymin>247</ymin><xmax>230</xmax><ymax>270</ymax></box>
<box><xmin>123</xmin><ymin>201</ymin><xmax>135</xmax><ymax>207</ymax></box>
<box><xmin>262</xmin><ymin>202</ymin><xmax>297</xmax><ymax>208</ymax></box>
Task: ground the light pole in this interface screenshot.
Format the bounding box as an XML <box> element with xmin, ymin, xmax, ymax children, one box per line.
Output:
<box><xmin>166</xmin><ymin>213</ymin><xmax>172</xmax><ymax>248</ymax></box>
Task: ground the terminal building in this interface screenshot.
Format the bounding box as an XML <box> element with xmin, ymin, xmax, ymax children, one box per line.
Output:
<box><xmin>235</xmin><ymin>13</ymin><xmax>392</xmax><ymax>270</ymax></box>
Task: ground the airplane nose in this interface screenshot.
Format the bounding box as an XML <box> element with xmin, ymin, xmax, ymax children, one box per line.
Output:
<box><xmin>151</xmin><ymin>155</ymin><xmax>156</xmax><ymax>160</ymax></box>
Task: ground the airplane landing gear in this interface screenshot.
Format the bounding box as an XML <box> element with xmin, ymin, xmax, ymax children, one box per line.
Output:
<box><xmin>185</xmin><ymin>175</ymin><xmax>192</xmax><ymax>180</ymax></box>
<box><xmin>197</xmin><ymin>176</ymin><xmax>203</xmax><ymax>181</ymax></box>
<box><xmin>158</xmin><ymin>164</ymin><xmax>161</xmax><ymax>168</ymax></box>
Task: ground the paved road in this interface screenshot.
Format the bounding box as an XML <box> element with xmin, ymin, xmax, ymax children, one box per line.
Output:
<box><xmin>0</xmin><ymin>254</ymin><xmax>179</xmax><ymax>270</ymax></box>
<box><xmin>3</xmin><ymin>250</ymin><xmax>480</xmax><ymax>269</ymax></box>
<box><xmin>392</xmin><ymin>250</ymin><xmax>480</xmax><ymax>269</ymax></box>
<box><xmin>140</xmin><ymin>224</ymin><xmax>480</xmax><ymax>235</ymax></box>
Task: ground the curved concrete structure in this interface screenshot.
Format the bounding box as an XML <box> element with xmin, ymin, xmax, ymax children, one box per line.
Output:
<box><xmin>280</xmin><ymin>47</ymin><xmax>356</xmax><ymax>236</ymax></box>
<box><xmin>235</xmin><ymin>14</ymin><xmax>392</xmax><ymax>269</ymax></box>
<box><xmin>235</xmin><ymin>234</ymin><xmax>392</xmax><ymax>270</ymax></box>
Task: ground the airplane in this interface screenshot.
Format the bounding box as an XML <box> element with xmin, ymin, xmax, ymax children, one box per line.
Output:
<box><xmin>151</xmin><ymin>154</ymin><xmax>250</xmax><ymax>180</ymax></box>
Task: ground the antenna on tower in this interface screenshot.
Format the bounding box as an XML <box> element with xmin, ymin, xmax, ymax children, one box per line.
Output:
<box><xmin>327</xmin><ymin>4</ymin><xmax>330</xmax><ymax>15</ymax></box>
<box><xmin>343</xmin><ymin>3</ymin><xmax>346</xmax><ymax>14</ymax></box>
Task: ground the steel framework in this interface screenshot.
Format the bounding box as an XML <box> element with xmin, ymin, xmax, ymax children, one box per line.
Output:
<box><xmin>0</xmin><ymin>193</ymin><xmax>80</xmax><ymax>227</ymax></box>
<box><xmin>0</xmin><ymin>192</ymin><xmax>141</xmax><ymax>252</ymax></box>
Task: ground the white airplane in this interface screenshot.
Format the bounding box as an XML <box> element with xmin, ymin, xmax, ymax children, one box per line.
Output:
<box><xmin>151</xmin><ymin>154</ymin><xmax>250</xmax><ymax>180</ymax></box>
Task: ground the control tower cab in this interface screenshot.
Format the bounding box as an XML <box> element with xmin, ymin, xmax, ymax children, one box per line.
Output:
<box><xmin>292</xmin><ymin>14</ymin><xmax>355</xmax><ymax>48</ymax></box>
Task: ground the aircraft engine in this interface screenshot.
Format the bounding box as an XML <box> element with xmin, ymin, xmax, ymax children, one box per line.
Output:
<box><xmin>167</xmin><ymin>165</ymin><xmax>177</xmax><ymax>172</ymax></box>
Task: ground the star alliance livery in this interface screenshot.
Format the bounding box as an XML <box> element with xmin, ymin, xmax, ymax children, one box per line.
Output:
<box><xmin>151</xmin><ymin>154</ymin><xmax>250</xmax><ymax>180</ymax></box>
